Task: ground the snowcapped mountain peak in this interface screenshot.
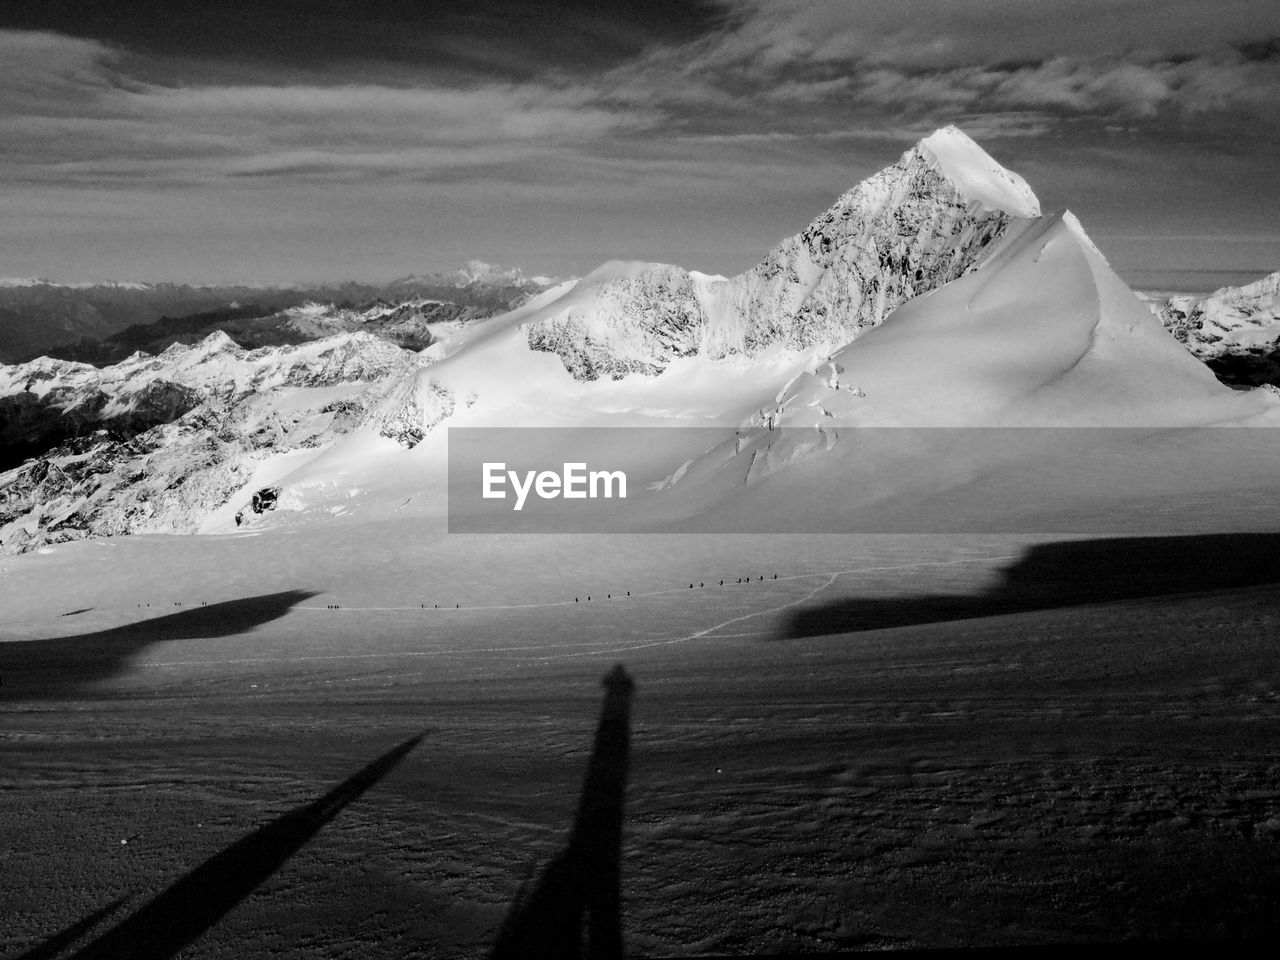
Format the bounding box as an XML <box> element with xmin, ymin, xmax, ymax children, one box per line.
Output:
<box><xmin>66</xmin><ymin>280</ymin><xmax>155</xmax><ymax>291</ymax></box>
<box><xmin>0</xmin><ymin>277</ymin><xmax>156</xmax><ymax>291</ymax></box>
<box><xmin>916</xmin><ymin>125</ymin><xmax>1041</xmax><ymax>218</ymax></box>
<box><xmin>519</xmin><ymin>127</ymin><xmax>1044</xmax><ymax>381</ymax></box>
<box><xmin>1157</xmin><ymin>268</ymin><xmax>1280</xmax><ymax>386</ymax></box>
<box><xmin>1220</xmin><ymin>269</ymin><xmax>1280</xmax><ymax>303</ymax></box>
<box><xmin>581</xmin><ymin>260</ymin><xmax>672</xmax><ymax>284</ymax></box>
<box><xmin>457</xmin><ymin>260</ymin><xmax>530</xmax><ymax>286</ymax></box>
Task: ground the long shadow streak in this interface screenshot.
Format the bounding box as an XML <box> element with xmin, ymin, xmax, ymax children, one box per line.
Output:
<box><xmin>0</xmin><ymin>590</ymin><xmax>318</xmax><ymax>699</ymax></box>
<box><xmin>491</xmin><ymin>664</ymin><xmax>634</xmax><ymax>960</ymax></box>
<box><xmin>39</xmin><ymin>733</ymin><xmax>426</xmax><ymax>960</ymax></box>
<box><xmin>781</xmin><ymin>533</ymin><xmax>1280</xmax><ymax>639</ymax></box>
<box><xmin>11</xmin><ymin>896</ymin><xmax>131</xmax><ymax>960</ymax></box>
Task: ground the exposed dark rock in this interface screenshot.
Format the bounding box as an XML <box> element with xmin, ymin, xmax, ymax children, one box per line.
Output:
<box><xmin>251</xmin><ymin>487</ymin><xmax>280</xmax><ymax>514</ymax></box>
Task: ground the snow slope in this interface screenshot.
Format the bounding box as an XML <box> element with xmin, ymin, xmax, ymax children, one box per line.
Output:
<box><xmin>257</xmin><ymin>202</ymin><xmax>1279</xmax><ymax>536</ymax></box>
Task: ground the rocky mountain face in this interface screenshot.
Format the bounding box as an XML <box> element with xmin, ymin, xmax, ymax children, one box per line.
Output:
<box><xmin>526</xmin><ymin>265</ymin><xmax>706</xmax><ymax>379</ymax></box>
<box><xmin>277</xmin><ymin>297</ymin><xmax>483</xmax><ymax>352</ymax></box>
<box><xmin>1157</xmin><ymin>271</ymin><xmax>1280</xmax><ymax>386</ymax></box>
<box><xmin>43</xmin><ymin>297</ymin><xmax>490</xmax><ymax>368</ymax></box>
<box><xmin>525</xmin><ymin>126</ymin><xmax>1039</xmax><ymax>380</ymax></box>
<box><xmin>0</xmin><ymin>332</ymin><xmax>428</xmax><ymax>554</ymax></box>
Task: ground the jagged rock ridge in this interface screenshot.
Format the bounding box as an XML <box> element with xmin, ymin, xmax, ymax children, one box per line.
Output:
<box><xmin>1157</xmin><ymin>270</ymin><xmax>1280</xmax><ymax>386</ymax></box>
<box><xmin>0</xmin><ymin>332</ymin><xmax>428</xmax><ymax>554</ymax></box>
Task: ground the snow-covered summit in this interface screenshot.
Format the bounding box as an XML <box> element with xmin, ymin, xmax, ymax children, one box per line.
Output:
<box><xmin>390</xmin><ymin>261</ymin><xmax>561</xmax><ymax>290</ymax></box>
<box><xmin>916</xmin><ymin>125</ymin><xmax>1041</xmax><ymax>219</ymax></box>
<box><xmin>456</xmin><ymin>260</ymin><xmax>531</xmax><ymax>286</ymax></box>
<box><xmin>0</xmin><ymin>277</ymin><xmax>154</xmax><ymax>291</ymax></box>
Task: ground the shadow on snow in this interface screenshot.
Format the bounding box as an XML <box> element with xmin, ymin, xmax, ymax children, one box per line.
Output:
<box><xmin>780</xmin><ymin>532</ymin><xmax>1280</xmax><ymax>640</ymax></box>
<box><xmin>0</xmin><ymin>589</ymin><xmax>318</xmax><ymax>699</ymax></box>
<box><xmin>15</xmin><ymin>733</ymin><xmax>424</xmax><ymax>960</ymax></box>
<box><xmin>490</xmin><ymin>664</ymin><xmax>634</xmax><ymax>960</ymax></box>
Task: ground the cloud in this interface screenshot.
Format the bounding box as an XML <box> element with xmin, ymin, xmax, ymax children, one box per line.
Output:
<box><xmin>0</xmin><ymin>29</ymin><xmax>662</xmax><ymax>188</ymax></box>
<box><xmin>691</xmin><ymin>0</ymin><xmax>1280</xmax><ymax>72</ymax></box>
<box><xmin>955</xmin><ymin>53</ymin><xmax>1278</xmax><ymax>121</ymax></box>
<box><xmin>0</xmin><ymin>30</ymin><xmax>128</xmax><ymax>114</ymax></box>
<box><xmin>2</xmin><ymin>8</ymin><xmax>1278</xmax><ymax>283</ymax></box>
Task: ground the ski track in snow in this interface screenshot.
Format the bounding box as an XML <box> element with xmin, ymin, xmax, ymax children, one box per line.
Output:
<box><xmin>136</xmin><ymin>554</ymin><xmax>1018</xmax><ymax>670</ymax></box>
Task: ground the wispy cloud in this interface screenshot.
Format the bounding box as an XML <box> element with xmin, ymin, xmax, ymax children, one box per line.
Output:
<box><xmin>594</xmin><ymin>1</ymin><xmax>1280</xmax><ymax>133</ymax></box>
<box><xmin>848</xmin><ymin>53</ymin><xmax>1280</xmax><ymax>122</ymax></box>
<box><xmin>0</xmin><ymin>29</ymin><xmax>662</xmax><ymax>189</ymax></box>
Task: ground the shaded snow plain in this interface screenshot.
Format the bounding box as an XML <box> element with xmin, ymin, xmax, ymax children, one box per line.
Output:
<box><xmin>2</xmin><ymin>128</ymin><xmax>1280</xmax><ymax>958</ymax></box>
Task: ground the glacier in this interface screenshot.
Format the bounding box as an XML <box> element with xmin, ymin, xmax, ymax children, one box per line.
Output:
<box><xmin>1</xmin><ymin>125</ymin><xmax>1277</xmax><ymax>553</ymax></box>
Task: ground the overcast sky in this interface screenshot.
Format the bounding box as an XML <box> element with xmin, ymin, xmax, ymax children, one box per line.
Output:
<box><xmin>1</xmin><ymin>0</ymin><xmax>1277</xmax><ymax>288</ymax></box>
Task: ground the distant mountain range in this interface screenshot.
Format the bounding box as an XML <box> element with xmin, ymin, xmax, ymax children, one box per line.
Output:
<box><xmin>0</xmin><ymin>262</ymin><xmax>558</xmax><ymax>364</ymax></box>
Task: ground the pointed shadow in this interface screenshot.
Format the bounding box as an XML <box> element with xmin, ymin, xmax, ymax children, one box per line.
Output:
<box><xmin>491</xmin><ymin>665</ymin><xmax>634</xmax><ymax>960</ymax></box>
<box><xmin>25</xmin><ymin>733</ymin><xmax>426</xmax><ymax>960</ymax></box>
<box><xmin>780</xmin><ymin>533</ymin><xmax>1280</xmax><ymax>639</ymax></box>
<box><xmin>0</xmin><ymin>590</ymin><xmax>318</xmax><ymax>699</ymax></box>
<box><xmin>11</xmin><ymin>895</ymin><xmax>131</xmax><ymax>960</ymax></box>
